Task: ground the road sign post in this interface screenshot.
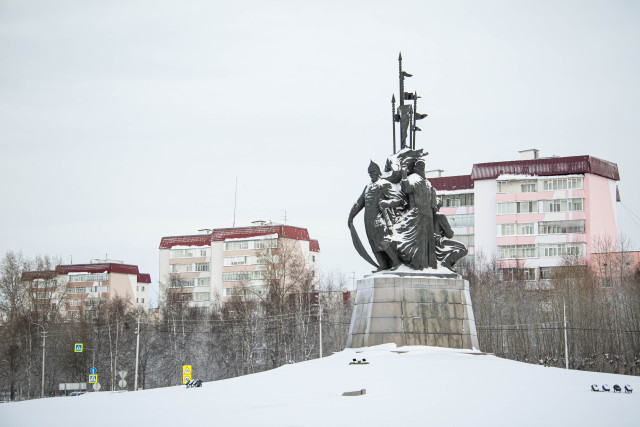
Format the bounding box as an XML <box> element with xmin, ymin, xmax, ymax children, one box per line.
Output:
<box><xmin>182</xmin><ymin>365</ymin><xmax>192</xmax><ymax>384</ymax></box>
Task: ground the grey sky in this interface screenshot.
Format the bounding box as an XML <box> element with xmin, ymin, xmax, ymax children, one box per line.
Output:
<box><xmin>2</xmin><ymin>1</ymin><xmax>639</xmax><ymax>303</ymax></box>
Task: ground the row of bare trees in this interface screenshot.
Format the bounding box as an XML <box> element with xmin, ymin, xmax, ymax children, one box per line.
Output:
<box><xmin>0</xmin><ymin>248</ymin><xmax>353</xmax><ymax>401</ymax></box>
<box><xmin>465</xmin><ymin>237</ymin><xmax>640</xmax><ymax>375</ymax></box>
<box><xmin>2</xmin><ymin>235</ymin><xmax>638</xmax><ymax>401</ymax></box>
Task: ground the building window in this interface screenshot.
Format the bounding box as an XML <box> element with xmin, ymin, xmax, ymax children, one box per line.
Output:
<box><xmin>541</xmin><ymin>198</ymin><xmax>583</xmax><ymax>213</ymax></box>
<box><xmin>171</xmin><ymin>249</ymin><xmax>194</xmax><ymax>258</ymax></box>
<box><xmin>453</xmin><ymin>234</ymin><xmax>474</xmax><ymax>247</ymax></box>
<box><xmin>69</xmin><ymin>273</ymin><xmax>109</xmax><ymax>283</ymax></box>
<box><xmin>497</xmin><ymin>201</ymin><xmax>538</xmax><ymax>214</ymax></box>
<box><xmin>194</xmin><ymin>292</ymin><xmax>209</xmax><ymax>301</ymax></box>
<box><xmin>540</xmin><ymin>243</ymin><xmax>584</xmax><ymax>257</ymax></box>
<box><xmin>195</xmin><ymin>262</ymin><xmax>210</xmax><ymax>272</ymax></box>
<box><xmin>542</xmin><ymin>177</ymin><xmax>583</xmax><ymax>191</ymax></box>
<box><xmin>442</xmin><ymin>193</ymin><xmax>474</xmax><ymax>207</ymax></box>
<box><xmin>500</xmin><ymin>224</ymin><xmax>515</xmax><ymax>236</ymax></box>
<box><xmin>223</xmin><ymin>285</ymin><xmax>268</xmax><ymax>297</ymax></box>
<box><xmin>517</xmin><ymin>201</ymin><xmax>538</xmax><ymax>213</ymax></box>
<box><xmin>539</xmin><ymin>220</ymin><xmax>585</xmax><ymax>234</ymax></box>
<box><xmin>312</xmin><ymin>255</ymin><xmax>316</xmax><ymax>262</ymax></box>
<box><xmin>222</xmin><ymin>271</ymin><xmax>251</xmax><ymax>282</ymax></box>
<box><xmin>498</xmin><ymin>244</ymin><xmax>537</xmax><ymax>259</ymax></box>
<box><xmin>500</xmin><ymin>268</ymin><xmax>536</xmax><ymax>281</ymax></box>
<box><xmin>171</xmin><ymin>264</ymin><xmax>193</xmax><ymax>273</ymax></box>
<box><xmin>497</xmin><ymin>180</ymin><xmax>537</xmax><ymax>193</ymax></box>
<box><xmin>224</xmin><ymin>241</ymin><xmax>249</xmax><ymax>251</ymax></box>
<box><xmin>447</xmin><ymin>214</ymin><xmax>474</xmax><ymax>227</ymax></box>
<box><xmin>169</xmin><ymin>278</ymin><xmax>195</xmax><ymax>288</ymax></box>
<box><xmin>170</xmin><ymin>248</ymin><xmax>210</xmax><ymax>258</ymax></box>
<box><xmin>517</xmin><ymin>223</ymin><xmax>534</xmax><ymax>235</ymax></box>
<box><xmin>141</xmin><ymin>298</ymin><xmax>144</xmax><ymax>303</ymax></box>
<box><xmin>254</xmin><ymin>239</ymin><xmax>277</xmax><ymax>249</ymax></box>
<box><xmin>224</xmin><ymin>256</ymin><xmax>249</xmax><ymax>266</ymax></box>
<box><xmin>222</xmin><ymin>270</ymin><xmax>279</xmax><ymax>282</ymax></box>
<box><xmin>197</xmin><ymin>277</ymin><xmax>210</xmax><ymax>287</ymax></box>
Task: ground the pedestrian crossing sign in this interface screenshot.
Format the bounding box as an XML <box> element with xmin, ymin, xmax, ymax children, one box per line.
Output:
<box><xmin>89</xmin><ymin>374</ymin><xmax>98</xmax><ymax>384</ymax></box>
<box><xmin>74</xmin><ymin>343</ymin><xmax>83</xmax><ymax>352</ymax></box>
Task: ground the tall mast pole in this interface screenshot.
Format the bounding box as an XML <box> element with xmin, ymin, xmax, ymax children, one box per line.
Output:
<box><xmin>412</xmin><ymin>93</ymin><xmax>418</xmax><ymax>149</ymax></box>
<box><xmin>391</xmin><ymin>95</ymin><xmax>397</xmax><ymax>154</ymax></box>
<box><xmin>409</xmin><ymin>109</ymin><xmax>414</xmax><ymax>149</ymax></box>
<box><xmin>398</xmin><ymin>52</ymin><xmax>404</xmax><ymax>107</ymax></box>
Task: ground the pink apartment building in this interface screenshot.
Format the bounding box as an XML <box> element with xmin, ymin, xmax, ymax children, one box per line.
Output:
<box><xmin>429</xmin><ymin>149</ymin><xmax>622</xmax><ymax>280</ymax></box>
<box><xmin>158</xmin><ymin>223</ymin><xmax>320</xmax><ymax>312</ymax></box>
<box><xmin>22</xmin><ymin>259</ymin><xmax>151</xmax><ymax>317</ymax></box>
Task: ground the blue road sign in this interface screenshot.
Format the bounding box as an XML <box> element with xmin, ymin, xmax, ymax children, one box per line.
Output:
<box><xmin>90</xmin><ymin>368</ymin><xmax>97</xmax><ymax>374</ymax></box>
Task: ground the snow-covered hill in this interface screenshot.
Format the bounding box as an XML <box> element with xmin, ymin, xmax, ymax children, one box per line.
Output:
<box><xmin>1</xmin><ymin>344</ymin><xmax>638</xmax><ymax>426</ymax></box>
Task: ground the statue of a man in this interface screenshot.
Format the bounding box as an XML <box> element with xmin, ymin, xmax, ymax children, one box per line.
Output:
<box><xmin>434</xmin><ymin>199</ymin><xmax>468</xmax><ymax>270</ymax></box>
<box><xmin>396</xmin><ymin>158</ymin><xmax>437</xmax><ymax>269</ymax></box>
<box><xmin>348</xmin><ymin>161</ymin><xmax>403</xmax><ymax>271</ymax></box>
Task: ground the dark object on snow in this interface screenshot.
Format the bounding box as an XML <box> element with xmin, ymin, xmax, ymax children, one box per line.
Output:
<box><xmin>349</xmin><ymin>358</ymin><xmax>370</xmax><ymax>365</ymax></box>
<box><xmin>185</xmin><ymin>379</ymin><xmax>202</xmax><ymax>388</ymax></box>
<box><xmin>613</xmin><ymin>384</ymin><xmax>622</xmax><ymax>393</ymax></box>
<box><xmin>591</xmin><ymin>384</ymin><xmax>599</xmax><ymax>392</ymax></box>
<box><xmin>624</xmin><ymin>385</ymin><xmax>633</xmax><ymax>394</ymax></box>
<box><xmin>601</xmin><ymin>384</ymin><xmax>610</xmax><ymax>392</ymax></box>
<box><xmin>342</xmin><ymin>389</ymin><xmax>366</xmax><ymax>397</ymax></box>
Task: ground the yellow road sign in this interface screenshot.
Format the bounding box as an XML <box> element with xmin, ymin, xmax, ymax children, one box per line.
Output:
<box><xmin>183</xmin><ymin>365</ymin><xmax>192</xmax><ymax>374</ymax></box>
<box><xmin>74</xmin><ymin>343</ymin><xmax>83</xmax><ymax>352</ymax></box>
<box><xmin>183</xmin><ymin>374</ymin><xmax>191</xmax><ymax>384</ymax></box>
<box><xmin>89</xmin><ymin>374</ymin><xmax>98</xmax><ymax>384</ymax></box>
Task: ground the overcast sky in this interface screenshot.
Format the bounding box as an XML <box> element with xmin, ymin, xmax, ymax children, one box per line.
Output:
<box><xmin>1</xmin><ymin>1</ymin><xmax>639</xmax><ymax>304</ymax></box>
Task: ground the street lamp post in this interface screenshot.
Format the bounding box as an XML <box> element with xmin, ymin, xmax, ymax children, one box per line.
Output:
<box><xmin>31</xmin><ymin>322</ymin><xmax>46</xmax><ymax>398</ymax></box>
<box><xmin>134</xmin><ymin>310</ymin><xmax>141</xmax><ymax>391</ymax></box>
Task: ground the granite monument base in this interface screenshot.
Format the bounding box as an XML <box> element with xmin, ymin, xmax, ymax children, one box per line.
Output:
<box><xmin>346</xmin><ymin>272</ymin><xmax>479</xmax><ymax>350</ymax></box>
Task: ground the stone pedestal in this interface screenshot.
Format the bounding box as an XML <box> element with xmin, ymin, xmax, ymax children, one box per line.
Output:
<box><xmin>346</xmin><ymin>272</ymin><xmax>479</xmax><ymax>350</ymax></box>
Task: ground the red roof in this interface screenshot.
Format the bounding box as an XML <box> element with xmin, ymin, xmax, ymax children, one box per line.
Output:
<box><xmin>429</xmin><ymin>175</ymin><xmax>474</xmax><ymax>191</ymax></box>
<box><xmin>309</xmin><ymin>239</ymin><xmax>320</xmax><ymax>252</ymax></box>
<box><xmin>159</xmin><ymin>234</ymin><xmax>212</xmax><ymax>249</ymax></box>
<box><xmin>55</xmin><ymin>263</ymin><xmax>150</xmax><ymax>282</ymax></box>
<box><xmin>159</xmin><ymin>225</ymin><xmax>317</xmax><ymax>249</ymax></box>
<box><xmin>137</xmin><ymin>273</ymin><xmax>152</xmax><ymax>284</ymax></box>
<box><xmin>471</xmin><ymin>155</ymin><xmax>620</xmax><ymax>181</ymax></box>
<box><xmin>211</xmin><ymin>225</ymin><xmax>310</xmax><ymax>242</ymax></box>
<box><xmin>21</xmin><ymin>270</ymin><xmax>56</xmax><ymax>281</ymax></box>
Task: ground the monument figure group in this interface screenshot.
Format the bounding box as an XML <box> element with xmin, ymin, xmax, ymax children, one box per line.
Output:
<box><xmin>348</xmin><ymin>148</ymin><xmax>467</xmax><ymax>272</ymax></box>
<box><xmin>345</xmin><ymin>54</ymin><xmax>479</xmax><ymax>350</ymax></box>
<box><xmin>348</xmin><ymin>53</ymin><xmax>467</xmax><ymax>273</ymax></box>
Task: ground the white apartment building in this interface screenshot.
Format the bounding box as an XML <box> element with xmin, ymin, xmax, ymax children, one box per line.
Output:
<box><xmin>158</xmin><ymin>223</ymin><xmax>320</xmax><ymax>311</ymax></box>
<box><xmin>429</xmin><ymin>150</ymin><xmax>621</xmax><ymax>280</ymax></box>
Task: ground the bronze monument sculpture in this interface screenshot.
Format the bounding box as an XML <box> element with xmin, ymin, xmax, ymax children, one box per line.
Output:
<box><xmin>348</xmin><ymin>53</ymin><xmax>467</xmax><ymax>273</ymax></box>
<box><xmin>345</xmin><ymin>53</ymin><xmax>478</xmax><ymax>350</ymax></box>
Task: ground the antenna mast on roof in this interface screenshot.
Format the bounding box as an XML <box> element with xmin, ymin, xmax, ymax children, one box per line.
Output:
<box><xmin>233</xmin><ymin>176</ymin><xmax>238</xmax><ymax>227</ymax></box>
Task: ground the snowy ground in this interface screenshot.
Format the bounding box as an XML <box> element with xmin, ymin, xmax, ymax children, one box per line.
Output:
<box><xmin>1</xmin><ymin>344</ymin><xmax>638</xmax><ymax>426</ymax></box>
